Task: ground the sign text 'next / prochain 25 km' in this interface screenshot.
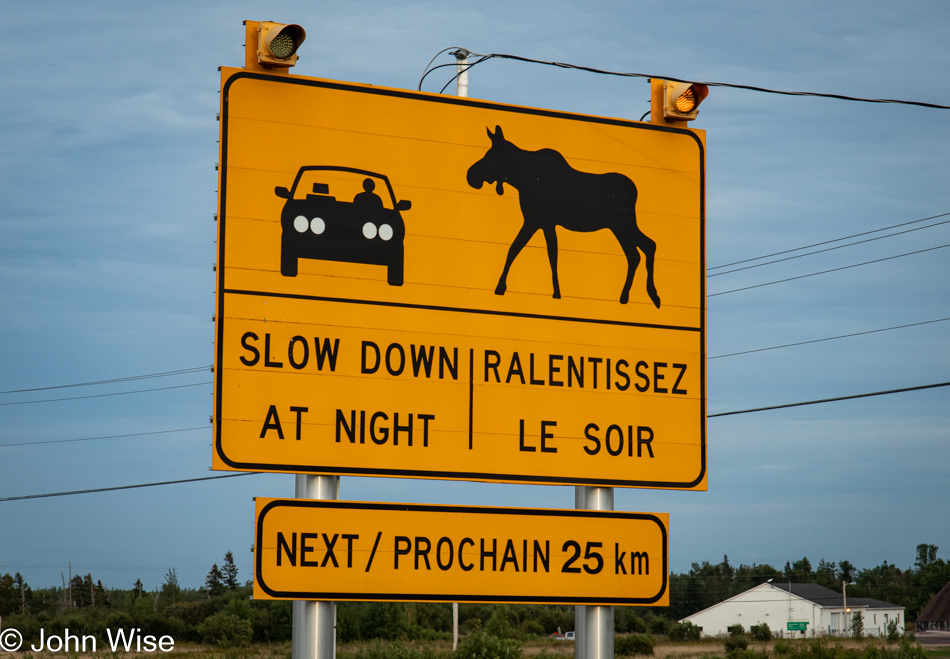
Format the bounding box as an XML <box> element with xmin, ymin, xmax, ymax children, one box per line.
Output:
<box><xmin>253</xmin><ymin>499</ymin><xmax>669</xmax><ymax>606</ymax></box>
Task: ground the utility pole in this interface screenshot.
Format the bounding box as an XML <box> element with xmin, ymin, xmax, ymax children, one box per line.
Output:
<box><xmin>454</xmin><ymin>49</ymin><xmax>469</xmax><ymax>98</ymax></box>
<box><xmin>842</xmin><ymin>581</ymin><xmax>855</xmax><ymax>636</ymax></box>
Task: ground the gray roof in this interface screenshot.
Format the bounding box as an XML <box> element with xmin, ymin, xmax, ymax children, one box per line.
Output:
<box><xmin>772</xmin><ymin>583</ymin><xmax>902</xmax><ymax>610</ymax></box>
<box><xmin>917</xmin><ymin>581</ymin><xmax>950</xmax><ymax>622</ymax></box>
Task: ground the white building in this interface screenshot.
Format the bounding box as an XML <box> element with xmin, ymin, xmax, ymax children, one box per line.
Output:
<box><xmin>681</xmin><ymin>583</ymin><xmax>905</xmax><ymax>638</ymax></box>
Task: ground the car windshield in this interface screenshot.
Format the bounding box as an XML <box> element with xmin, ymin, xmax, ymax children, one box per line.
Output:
<box><xmin>293</xmin><ymin>170</ymin><xmax>393</xmax><ymax>210</ymax></box>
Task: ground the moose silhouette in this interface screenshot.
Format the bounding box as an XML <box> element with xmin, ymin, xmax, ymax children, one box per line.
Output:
<box><xmin>466</xmin><ymin>126</ymin><xmax>660</xmax><ymax>307</ymax></box>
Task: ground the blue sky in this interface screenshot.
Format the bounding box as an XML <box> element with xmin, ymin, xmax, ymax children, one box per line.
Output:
<box><xmin>1</xmin><ymin>0</ymin><xmax>948</xmax><ymax>592</ymax></box>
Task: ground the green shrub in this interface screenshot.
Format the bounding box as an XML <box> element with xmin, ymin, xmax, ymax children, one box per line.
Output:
<box><xmin>729</xmin><ymin>650</ymin><xmax>769</xmax><ymax>659</ymax></box>
<box><xmin>615</xmin><ymin>632</ymin><xmax>656</xmax><ymax>656</ymax></box>
<box><xmin>405</xmin><ymin>626</ymin><xmax>451</xmax><ymax>642</ymax></box>
<box><xmin>723</xmin><ymin>634</ymin><xmax>750</xmax><ymax>654</ymax></box>
<box><xmin>485</xmin><ymin>605</ymin><xmax>523</xmax><ymax>640</ymax></box>
<box><xmin>650</xmin><ymin>617</ymin><xmax>671</xmax><ymax>635</ymax></box>
<box><xmin>728</xmin><ymin>624</ymin><xmax>746</xmax><ymax>637</ymax></box>
<box><xmin>896</xmin><ymin>638</ymin><xmax>927</xmax><ymax>659</ymax></box>
<box><xmin>535</xmin><ymin>605</ymin><xmax>574</xmax><ymax>635</ymax></box>
<box><xmin>456</xmin><ymin>629</ymin><xmax>522</xmax><ymax>659</ymax></box>
<box><xmin>886</xmin><ymin>620</ymin><xmax>900</xmax><ymax>642</ymax></box>
<box><xmin>351</xmin><ymin>640</ymin><xmax>440</xmax><ymax>659</ymax></box>
<box><xmin>773</xmin><ymin>640</ymin><xmax>792</xmax><ymax>655</ymax></box>
<box><xmin>851</xmin><ymin>613</ymin><xmax>864</xmax><ymax>639</ymax></box>
<box><xmin>197</xmin><ymin>611</ymin><xmax>253</xmax><ymax>648</ymax></box>
<box><xmin>225</xmin><ymin>596</ymin><xmax>253</xmax><ymax>620</ymax></box>
<box><xmin>460</xmin><ymin>618</ymin><xmax>483</xmax><ymax>634</ymax></box>
<box><xmin>520</xmin><ymin>619</ymin><xmax>545</xmax><ymax>636</ymax></box>
<box><xmin>668</xmin><ymin>621</ymin><xmax>701</xmax><ymax>641</ymax></box>
<box><xmin>615</xmin><ymin>609</ymin><xmax>647</xmax><ymax>634</ymax></box>
<box><xmin>796</xmin><ymin>640</ymin><xmax>840</xmax><ymax>659</ymax></box>
<box><xmin>749</xmin><ymin>623</ymin><xmax>772</xmax><ymax>641</ymax></box>
<box><xmin>2</xmin><ymin>613</ymin><xmax>41</xmax><ymax>645</ymax></box>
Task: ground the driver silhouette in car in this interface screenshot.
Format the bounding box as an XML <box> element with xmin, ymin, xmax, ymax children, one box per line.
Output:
<box><xmin>354</xmin><ymin>178</ymin><xmax>384</xmax><ymax>210</ymax></box>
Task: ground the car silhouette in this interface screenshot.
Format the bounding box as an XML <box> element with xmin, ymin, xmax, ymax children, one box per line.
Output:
<box><xmin>275</xmin><ymin>166</ymin><xmax>411</xmax><ymax>285</ymax></box>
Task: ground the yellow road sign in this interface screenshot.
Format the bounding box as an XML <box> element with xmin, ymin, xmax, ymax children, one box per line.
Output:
<box><xmin>214</xmin><ymin>68</ymin><xmax>706</xmax><ymax>489</ymax></box>
<box><xmin>253</xmin><ymin>498</ymin><xmax>669</xmax><ymax>605</ymax></box>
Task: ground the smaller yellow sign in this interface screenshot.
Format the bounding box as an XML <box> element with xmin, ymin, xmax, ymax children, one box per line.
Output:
<box><xmin>254</xmin><ymin>499</ymin><xmax>668</xmax><ymax>606</ymax></box>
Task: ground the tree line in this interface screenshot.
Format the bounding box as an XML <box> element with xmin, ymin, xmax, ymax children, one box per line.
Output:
<box><xmin>0</xmin><ymin>544</ymin><xmax>946</xmax><ymax>647</ymax></box>
<box><xmin>665</xmin><ymin>543</ymin><xmax>950</xmax><ymax>622</ymax></box>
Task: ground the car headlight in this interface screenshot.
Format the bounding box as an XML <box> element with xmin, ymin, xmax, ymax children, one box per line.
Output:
<box><xmin>310</xmin><ymin>217</ymin><xmax>325</xmax><ymax>234</ymax></box>
<box><xmin>379</xmin><ymin>224</ymin><xmax>393</xmax><ymax>241</ymax></box>
<box><xmin>294</xmin><ymin>216</ymin><xmax>309</xmax><ymax>233</ymax></box>
<box><xmin>362</xmin><ymin>222</ymin><xmax>378</xmax><ymax>239</ymax></box>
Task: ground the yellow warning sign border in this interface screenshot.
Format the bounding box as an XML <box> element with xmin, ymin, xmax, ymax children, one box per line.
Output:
<box><xmin>215</xmin><ymin>71</ymin><xmax>706</xmax><ymax>489</ymax></box>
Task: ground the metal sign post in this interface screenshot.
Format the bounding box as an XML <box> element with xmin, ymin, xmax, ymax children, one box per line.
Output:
<box><xmin>576</xmin><ymin>486</ymin><xmax>615</xmax><ymax>659</ymax></box>
<box><xmin>291</xmin><ymin>475</ymin><xmax>339</xmax><ymax>659</ymax></box>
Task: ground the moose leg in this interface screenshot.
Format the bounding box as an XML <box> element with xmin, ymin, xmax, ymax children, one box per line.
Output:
<box><xmin>613</xmin><ymin>226</ymin><xmax>661</xmax><ymax>307</ymax></box>
<box><xmin>496</xmin><ymin>224</ymin><xmax>537</xmax><ymax>296</ymax></box>
<box><xmin>618</xmin><ymin>239</ymin><xmax>641</xmax><ymax>305</ymax></box>
<box><xmin>542</xmin><ymin>226</ymin><xmax>561</xmax><ymax>299</ymax></box>
<box><xmin>637</xmin><ymin>231</ymin><xmax>661</xmax><ymax>309</ymax></box>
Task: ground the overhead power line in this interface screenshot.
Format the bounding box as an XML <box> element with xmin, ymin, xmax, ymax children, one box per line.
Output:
<box><xmin>5</xmin><ymin>316</ymin><xmax>945</xmax><ymax>447</ymax></box>
<box><xmin>0</xmin><ymin>381</ymin><xmax>211</xmax><ymax>406</ymax></box>
<box><xmin>709</xmin><ymin>381</ymin><xmax>950</xmax><ymax>418</ymax></box>
<box><xmin>0</xmin><ymin>367</ymin><xmax>210</xmax><ymax>395</ymax></box>
<box><xmin>708</xmin><ymin>217</ymin><xmax>950</xmax><ymax>277</ymax></box>
<box><xmin>0</xmin><ymin>427</ymin><xmax>207</xmax><ymax>449</ymax></box>
<box><xmin>0</xmin><ymin>473</ymin><xmax>257</xmax><ymax>503</ymax></box>
<box><xmin>708</xmin><ymin>212</ymin><xmax>950</xmax><ymax>271</ymax></box>
<box><xmin>709</xmin><ymin>243</ymin><xmax>950</xmax><ymax>297</ymax></box>
<box><xmin>421</xmin><ymin>49</ymin><xmax>950</xmax><ymax>110</ymax></box>
<box><xmin>2</xmin><ymin>380</ymin><xmax>946</xmax><ymax>500</ymax></box>
<box><xmin>708</xmin><ymin>317</ymin><xmax>950</xmax><ymax>359</ymax></box>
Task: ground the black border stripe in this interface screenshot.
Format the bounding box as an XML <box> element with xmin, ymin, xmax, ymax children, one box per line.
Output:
<box><xmin>255</xmin><ymin>499</ymin><xmax>668</xmax><ymax>605</ymax></box>
<box><xmin>222</xmin><ymin>288</ymin><xmax>701</xmax><ymax>332</ymax></box>
<box><xmin>215</xmin><ymin>70</ymin><xmax>707</xmax><ymax>490</ymax></box>
<box><xmin>468</xmin><ymin>348</ymin><xmax>474</xmax><ymax>450</ymax></box>
<box><xmin>220</xmin><ymin>456</ymin><xmax>703</xmax><ymax>488</ymax></box>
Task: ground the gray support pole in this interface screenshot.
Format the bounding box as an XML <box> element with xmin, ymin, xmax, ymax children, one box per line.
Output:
<box><xmin>575</xmin><ymin>486</ymin><xmax>614</xmax><ymax>659</ymax></box>
<box><xmin>450</xmin><ymin>52</ymin><xmax>467</xmax><ymax>653</ymax></box>
<box><xmin>453</xmin><ymin>602</ymin><xmax>459</xmax><ymax>650</ymax></box>
<box><xmin>574</xmin><ymin>487</ymin><xmax>588</xmax><ymax>659</ymax></box>
<box><xmin>455</xmin><ymin>49</ymin><xmax>469</xmax><ymax>98</ymax></box>
<box><xmin>293</xmin><ymin>475</ymin><xmax>339</xmax><ymax>659</ymax></box>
